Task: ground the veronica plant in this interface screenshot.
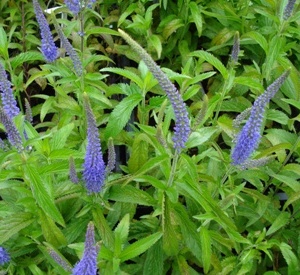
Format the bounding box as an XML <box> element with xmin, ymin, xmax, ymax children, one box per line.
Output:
<box><xmin>82</xmin><ymin>94</ymin><xmax>106</xmax><ymax>193</ymax></box>
<box><xmin>56</xmin><ymin>24</ymin><xmax>83</xmax><ymax>76</ymax></box>
<box><xmin>0</xmin><ymin>62</ymin><xmax>19</xmax><ymax>118</ymax></box>
<box><xmin>118</xmin><ymin>29</ymin><xmax>190</xmax><ymax>153</ymax></box>
<box><xmin>0</xmin><ymin>107</ymin><xmax>23</xmax><ymax>151</ymax></box>
<box><xmin>33</xmin><ymin>0</ymin><xmax>58</xmax><ymax>62</ymax></box>
<box><xmin>231</xmin><ymin>70</ymin><xmax>290</xmax><ymax>166</ymax></box>
<box><xmin>72</xmin><ymin>222</ymin><xmax>99</xmax><ymax>275</ymax></box>
<box><xmin>0</xmin><ymin>246</ymin><xmax>10</xmax><ymax>266</ymax></box>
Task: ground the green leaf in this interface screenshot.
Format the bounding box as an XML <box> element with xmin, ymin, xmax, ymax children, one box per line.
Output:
<box><xmin>128</xmin><ymin>133</ymin><xmax>149</xmax><ymax>173</ymax></box>
<box><xmin>119</xmin><ymin>232</ymin><xmax>162</xmax><ymax>262</ymax></box>
<box><xmin>85</xmin><ymin>26</ymin><xmax>120</xmax><ymax>36</ymax></box>
<box><xmin>244</xmin><ymin>31</ymin><xmax>268</xmax><ymax>53</ymax></box>
<box><xmin>40</xmin><ymin>96</ymin><xmax>56</xmax><ymax>122</ymax></box>
<box><xmin>114</xmin><ymin>214</ymin><xmax>130</xmax><ymax>257</ymax></box>
<box><xmin>162</xmin><ymin>195</ymin><xmax>179</xmax><ymax>256</ymax></box>
<box><xmin>101</xmin><ymin>67</ymin><xmax>144</xmax><ymax>88</ymax></box>
<box><xmin>92</xmin><ymin>206</ymin><xmax>114</xmax><ymax>250</ymax></box>
<box><xmin>10</xmin><ymin>51</ymin><xmax>44</xmax><ymax>69</ymax></box>
<box><xmin>108</xmin><ymin>185</ymin><xmax>156</xmax><ymax>206</ymax></box>
<box><xmin>281</xmin><ymin>98</ymin><xmax>300</xmax><ymax>110</ymax></box>
<box><xmin>279</xmin><ymin>242</ymin><xmax>299</xmax><ymax>268</ymax></box>
<box><xmin>186</xmin><ymin>126</ymin><xmax>219</xmax><ymax>148</ymax></box>
<box><xmin>162</xmin><ymin>18</ymin><xmax>184</xmax><ymax>39</ymax></box>
<box><xmin>0</xmin><ymin>26</ymin><xmax>9</xmax><ymax>60</ymax></box>
<box><xmin>147</xmin><ymin>34</ymin><xmax>162</xmax><ymax>59</ymax></box>
<box><xmin>190</xmin><ymin>50</ymin><xmax>228</xmax><ymax>79</ymax></box>
<box><xmin>283</xmin><ymin>191</ymin><xmax>300</xmax><ymax>210</ymax></box>
<box><xmin>0</xmin><ymin>212</ymin><xmax>35</xmax><ymax>244</ymax></box>
<box><xmin>264</xmin><ymin>36</ymin><xmax>284</xmax><ymax>79</ymax></box>
<box><xmin>50</xmin><ymin>123</ymin><xmax>74</xmax><ymax>151</ymax></box>
<box><xmin>200</xmin><ymin>227</ymin><xmax>211</xmax><ymax>273</ymax></box>
<box><xmin>174</xmin><ymin>203</ymin><xmax>202</xmax><ymax>261</ymax></box>
<box><xmin>104</xmin><ymin>93</ymin><xmax>143</xmax><ymax>139</ymax></box>
<box><xmin>39</xmin><ymin>210</ymin><xmax>67</xmax><ymax>247</ymax></box>
<box><xmin>125</xmin><ymin>154</ymin><xmax>170</xmax><ymax>183</ymax></box>
<box><xmin>266</xmin><ymin>212</ymin><xmax>290</xmax><ymax>236</ymax></box>
<box><xmin>234</xmin><ymin>76</ymin><xmax>264</xmax><ymax>92</ymax></box>
<box><xmin>143</xmin><ymin>239</ymin><xmax>163</xmax><ymax>275</ymax></box>
<box><xmin>189</xmin><ymin>2</ymin><xmax>202</xmax><ymax>37</ymax></box>
<box><xmin>266</xmin><ymin>109</ymin><xmax>289</xmax><ymax>125</ymax></box>
<box><xmin>117</xmin><ymin>3</ymin><xmax>138</xmax><ymax>27</ymax></box>
<box><xmin>24</xmin><ymin>165</ymin><xmax>65</xmax><ymax>226</ymax></box>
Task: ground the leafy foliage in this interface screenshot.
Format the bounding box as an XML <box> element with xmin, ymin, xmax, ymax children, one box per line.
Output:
<box><xmin>0</xmin><ymin>0</ymin><xmax>300</xmax><ymax>274</ymax></box>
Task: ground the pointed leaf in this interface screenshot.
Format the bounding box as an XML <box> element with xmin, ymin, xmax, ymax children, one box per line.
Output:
<box><xmin>104</xmin><ymin>93</ymin><xmax>143</xmax><ymax>139</ymax></box>
<box><xmin>200</xmin><ymin>227</ymin><xmax>212</xmax><ymax>273</ymax></box>
<box><xmin>266</xmin><ymin>212</ymin><xmax>290</xmax><ymax>236</ymax></box>
<box><xmin>24</xmin><ymin>165</ymin><xmax>65</xmax><ymax>226</ymax></box>
<box><xmin>0</xmin><ymin>213</ymin><xmax>35</xmax><ymax>244</ymax></box>
<box><xmin>39</xmin><ymin>210</ymin><xmax>67</xmax><ymax>247</ymax></box>
<box><xmin>119</xmin><ymin>232</ymin><xmax>162</xmax><ymax>262</ymax></box>
<box><xmin>190</xmin><ymin>50</ymin><xmax>228</xmax><ymax>79</ymax></box>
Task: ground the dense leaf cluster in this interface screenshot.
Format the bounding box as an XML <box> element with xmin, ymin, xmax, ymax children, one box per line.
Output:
<box><xmin>0</xmin><ymin>0</ymin><xmax>300</xmax><ymax>274</ymax></box>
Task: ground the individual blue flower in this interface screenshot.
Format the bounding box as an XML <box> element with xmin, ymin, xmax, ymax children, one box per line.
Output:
<box><xmin>73</xmin><ymin>222</ymin><xmax>99</xmax><ymax>275</ymax></box>
<box><xmin>65</xmin><ymin>0</ymin><xmax>81</xmax><ymax>15</ymax></box>
<box><xmin>0</xmin><ymin>246</ymin><xmax>10</xmax><ymax>265</ymax></box>
<box><xmin>82</xmin><ymin>94</ymin><xmax>106</xmax><ymax>193</ymax></box>
<box><xmin>118</xmin><ymin>29</ymin><xmax>190</xmax><ymax>152</ymax></box>
<box><xmin>231</xmin><ymin>70</ymin><xmax>290</xmax><ymax>166</ymax></box>
<box><xmin>0</xmin><ymin>107</ymin><xmax>23</xmax><ymax>151</ymax></box>
<box><xmin>0</xmin><ymin>62</ymin><xmax>20</xmax><ymax>118</ymax></box>
<box><xmin>33</xmin><ymin>0</ymin><xmax>58</xmax><ymax>62</ymax></box>
<box><xmin>56</xmin><ymin>25</ymin><xmax>83</xmax><ymax>76</ymax></box>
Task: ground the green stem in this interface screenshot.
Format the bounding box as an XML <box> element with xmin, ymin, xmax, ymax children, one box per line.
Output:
<box><xmin>167</xmin><ymin>151</ymin><xmax>179</xmax><ymax>187</ymax></box>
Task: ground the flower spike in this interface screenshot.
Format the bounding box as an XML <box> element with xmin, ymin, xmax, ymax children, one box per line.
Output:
<box><xmin>72</xmin><ymin>222</ymin><xmax>99</xmax><ymax>275</ymax></box>
<box><xmin>33</xmin><ymin>0</ymin><xmax>58</xmax><ymax>62</ymax></box>
<box><xmin>0</xmin><ymin>62</ymin><xmax>20</xmax><ymax>118</ymax></box>
<box><xmin>0</xmin><ymin>107</ymin><xmax>23</xmax><ymax>151</ymax></box>
<box><xmin>231</xmin><ymin>70</ymin><xmax>290</xmax><ymax>166</ymax></box>
<box><xmin>56</xmin><ymin>25</ymin><xmax>83</xmax><ymax>76</ymax></box>
<box><xmin>82</xmin><ymin>94</ymin><xmax>106</xmax><ymax>193</ymax></box>
<box><xmin>118</xmin><ymin>29</ymin><xmax>190</xmax><ymax>152</ymax></box>
<box><xmin>0</xmin><ymin>246</ymin><xmax>10</xmax><ymax>266</ymax></box>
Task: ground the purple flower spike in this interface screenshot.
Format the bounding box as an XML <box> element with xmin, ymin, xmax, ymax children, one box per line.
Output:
<box><xmin>106</xmin><ymin>137</ymin><xmax>116</xmax><ymax>173</ymax></box>
<box><xmin>231</xmin><ymin>70</ymin><xmax>290</xmax><ymax>166</ymax></box>
<box><xmin>56</xmin><ymin>25</ymin><xmax>83</xmax><ymax>76</ymax></box>
<box><xmin>283</xmin><ymin>0</ymin><xmax>296</xmax><ymax>20</ymax></box>
<box><xmin>73</xmin><ymin>222</ymin><xmax>99</xmax><ymax>275</ymax></box>
<box><xmin>118</xmin><ymin>29</ymin><xmax>190</xmax><ymax>152</ymax></box>
<box><xmin>82</xmin><ymin>94</ymin><xmax>106</xmax><ymax>193</ymax></box>
<box><xmin>48</xmin><ymin>249</ymin><xmax>73</xmax><ymax>272</ymax></box>
<box><xmin>33</xmin><ymin>0</ymin><xmax>58</xmax><ymax>62</ymax></box>
<box><xmin>0</xmin><ymin>63</ymin><xmax>20</xmax><ymax>118</ymax></box>
<box><xmin>0</xmin><ymin>246</ymin><xmax>10</xmax><ymax>265</ymax></box>
<box><xmin>0</xmin><ymin>108</ymin><xmax>23</xmax><ymax>151</ymax></box>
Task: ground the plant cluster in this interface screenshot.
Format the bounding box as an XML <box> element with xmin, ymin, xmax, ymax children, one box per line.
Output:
<box><xmin>0</xmin><ymin>0</ymin><xmax>300</xmax><ymax>274</ymax></box>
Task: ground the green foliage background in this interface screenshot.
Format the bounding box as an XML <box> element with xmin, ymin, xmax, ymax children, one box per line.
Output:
<box><xmin>0</xmin><ymin>0</ymin><xmax>300</xmax><ymax>274</ymax></box>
